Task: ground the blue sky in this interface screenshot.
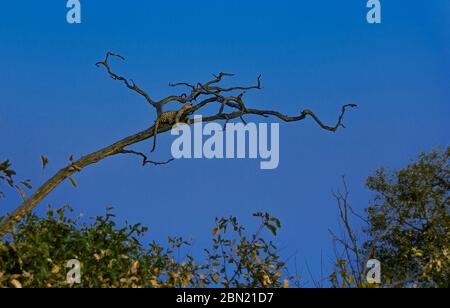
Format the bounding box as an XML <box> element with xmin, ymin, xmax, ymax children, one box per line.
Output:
<box><xmin>1</xmin><ymin>1</ymin><xmax>449</xmax><ymax>283</ymax></box>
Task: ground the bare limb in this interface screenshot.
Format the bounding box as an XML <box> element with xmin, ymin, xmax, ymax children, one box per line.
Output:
<box><xmin>96</xmin><ymin>52</ymin><xmax>156</xmax><ymax>107</ymax></box>
<box><xmin>120</xmin><ymin>149</ymin><xmax>174</xmax><ymax>166</ymax></box>
<box><xmin>0</xmin><ymin>53</ymin><xmax>358</xmax><ymax>237</ymax></box>
<box><xmin>329</xmin><ymin>178</ymin><xmax>406</xmax><ymax>288</ymax></box>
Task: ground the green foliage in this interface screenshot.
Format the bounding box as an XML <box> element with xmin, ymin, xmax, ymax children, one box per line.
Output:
<box><xmin>0</xmin><ymin>160</ymin><xmax>16</xmax><ymax>199</ymax></box>
<box><xmin>330</xmin><ymin>147</ymin><xmax>450</xmax><ymax>288</ymax></box>
<box><xmin>0</xmin><ymin>206</ymin><xmax>291</xmax><ymax>288</ymax></box>
<box><xmin>364</xmin><ymin>147</ymin><xmax>449</xmax><ymax>287</ymax></box>
<box><xmin>4</xmin><ymin>147</ymin><xmax>447</xmax><ymax>288</ymax></box>
<box><xmin>207</xmin><ymin>212</ymin><xmax>287</xmax><ymax>288</ymax></box>
<box><xmin>0</xmin><ymin>160</ymin><xmax>32</xmax><ymax>202</ymax></box>
<box><xmin>40</xmin><ymin>156</ymin><xmax>49</xmax><ymax>170</ymax></box>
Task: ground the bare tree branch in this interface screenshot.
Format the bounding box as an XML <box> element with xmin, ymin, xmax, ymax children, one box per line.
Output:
<box><xmin>0</xmin><ymin>52</ymin><xmax>357</xmax><ymax>237</ymax></box>
<box><xmin>330</xmin><ymin>178</ymin><xmax>410</xmax><ymax>288</ymax></box>
<box><xmin>96</xmin><ymin>52</ymin><xmax>156</xmax><ymax>107</ymax></box>
<box><xmin>120</xmin><ymin>149</ymin><xmax>174</xmax><ymax>166</ymax></box>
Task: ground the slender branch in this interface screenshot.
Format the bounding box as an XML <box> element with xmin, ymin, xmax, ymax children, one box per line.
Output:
<box><xmin>120</xmin><ymin>149</ymin><xmax>174</xmax><ymax>166</ymax></box>
<box><xmin>199</xmin><ymin>104</ymin><xmax>357</xmax><ymax>133</ymax></box>
<box><xmin>96</xmin><ymin>52</ymin><xmax>156</xmax><ymax>107</ymax></box>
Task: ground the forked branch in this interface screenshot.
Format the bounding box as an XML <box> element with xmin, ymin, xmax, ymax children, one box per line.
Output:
<box><xmin>0</xmin><ymin>52</ymin><xmax>357</xmax><ymax>237</ymax></box>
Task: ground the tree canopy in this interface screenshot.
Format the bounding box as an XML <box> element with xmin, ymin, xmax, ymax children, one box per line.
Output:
<box><xmin>364</xmin><ymin>147</ymin><xmax>449</xmax><ymax>287</ymax></box>
<box><xmin>330</xmin><ymin>147</ymin><xmax>449</xmax><ymax>288</ymax></box>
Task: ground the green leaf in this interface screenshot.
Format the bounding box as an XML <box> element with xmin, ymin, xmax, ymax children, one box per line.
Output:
<box><xmin>68</xmin><ymin>177</ymin><xmax>77</xmax><ymax>188</ymax></box>
<box><xmin>21</xmin><ymin>180</ymin><xmax>33</xmax><ymax>190</ymax></box>
<box><xmin>41</xmin><ymin>156</ymin><xmax>49</xmax><ymax>169</ymax></box>
<box><xmin>265</xmin><ymin>223</ymin><xmax>277</xmax><ymax>236</ymax></box>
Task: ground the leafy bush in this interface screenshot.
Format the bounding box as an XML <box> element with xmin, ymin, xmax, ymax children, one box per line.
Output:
<box><xmin>0</xmin><ymin>206</ymin><xmax>291</xmax><ymax>288</ymax></box>
<box><xmin>0</xmin><ymin>160</ymin><xmax>16</xmax><ymax>199</ymax></box>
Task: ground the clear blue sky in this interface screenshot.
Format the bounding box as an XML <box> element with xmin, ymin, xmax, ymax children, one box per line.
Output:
<box><xmin>1</xmin><ymin>1</ymin><xmax>449</xmax><ymax>283</ymax></box>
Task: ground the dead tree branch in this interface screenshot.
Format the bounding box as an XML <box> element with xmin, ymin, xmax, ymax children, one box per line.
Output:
<box><xmin>0</xmin><ymin>52</ymin><xmax>357</xmax><ymax>237</ymax></box>
<box><xmin>120</xmin><ymin>149</ymin><xmax>175</xmax><ymax>166</ymax></box>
